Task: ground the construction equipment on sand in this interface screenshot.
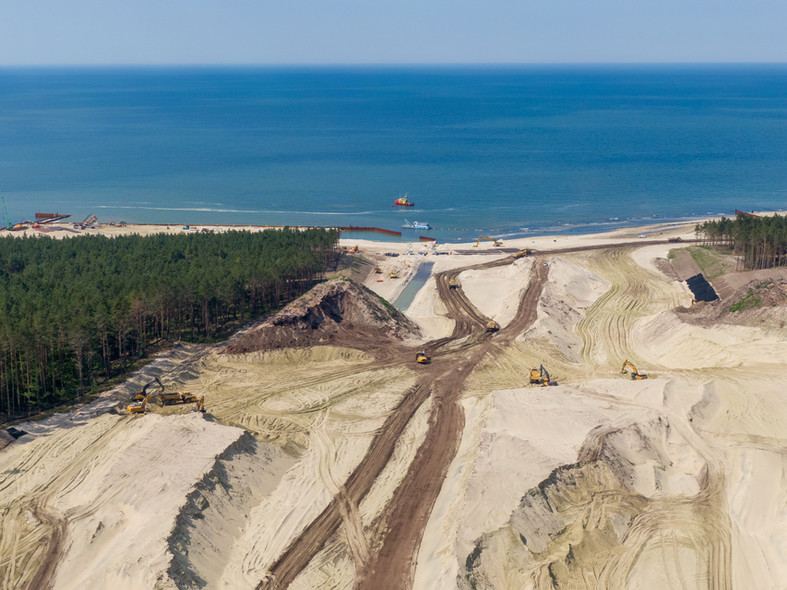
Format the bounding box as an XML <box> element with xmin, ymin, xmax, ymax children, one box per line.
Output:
<box><xmin>513</xmin><ymin>249</ymin><xmax>533</xmax><ymax>259</ymax></box>
<box><xmin>390</xmin><ymin>270</ymin><xmax>399</xmax><ymax>279</ymax></box>
<box><xmin>486</xmin><ymin>320</ymin><xmax>500</xmax><ymax>332</ymax></box>
<box><xmin>195</xmin><ymin>396</ymin><xmax>205</xmax><ymax>412</ymax></box>
<box><xmin>474</xmin><ymin>235</ymin><xmax>503</xmax><ymax>248</ymax></box>
<box><xmin>131</xmin><ymin>377</ymin><xmax>164</xmax><ymax>402</ymax></box>
<box><xmin>448</xmin><ymin>276</ymin><xmax>460</xmax><ymax>289</ymax></box>
<box><xmin>374</xmin><ymin>266</ymin><xmax>382</xmax><ymax>274</ymax></box>
<box><xmin>530</xmin><ymin>364</ymin><xmax>558</xmax><ymax>386</ymax></box>
<box><xmin>127</xmin><ymin>398</ymin><xmax>148</xmax><ymax>414</ymax></box>
<box><xmin>415</xmin><ymin>351</ymin><xmax>431</xmax><ymax>364</ymax></box>
<box><xmin>621</xmin><ymin>359</ymin><xmax>648</xmax><ymax>380</ymax></box>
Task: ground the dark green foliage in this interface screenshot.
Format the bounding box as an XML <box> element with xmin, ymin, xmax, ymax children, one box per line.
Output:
<box><xmin>0</xmin><ymin>228</ymin><xmax>339</xmax><ymax>420</ymax></box>
<box><xmin>695</xmin><ymin>213</ymin><xmax>787</xmax><ymax>271</ymax></box>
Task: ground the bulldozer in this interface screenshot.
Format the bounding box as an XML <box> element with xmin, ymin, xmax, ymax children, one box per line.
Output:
<box><xmin>448</xmin><ymin>276</ymin><xmax>460</xmax><ymax>289</ymax></box>
<box><xmin>486</xmin><ymin>320</ymin><xmax>500</xmax><ymax>332</ymax></box>
<box><xmin>474</xmin><ymin>235</ymin><xmax>503</xmax><ymax>248</ymax></box>
<box><xmin>621</xmin><ymin>360</ymin><xmax>648</xmax><ymax>380</ymax></box>
<box><xmin>530</xmin><ymin>364</ymin><xmax>558</xmax><ymax>386</ymax></box>
<box><xmin>415</xmin><ymin>351</ymin><xmax>430</xmax><ymax>364</ymax></box>
<box><xmin>513</xmin><ymin>249</ymin><xmax>532</xmax><ymax>259</ymax></box>
<box><xmin>126</xmin><ymin>398</ymin><xmax>148</xmax><ymax>415</ymax></box>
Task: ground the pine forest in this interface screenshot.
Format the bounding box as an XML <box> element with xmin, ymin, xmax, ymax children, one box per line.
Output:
<box><xmin>0</xmin><ymin>228</ymin><xmax>340</xmax><ymax>421</ymax></box>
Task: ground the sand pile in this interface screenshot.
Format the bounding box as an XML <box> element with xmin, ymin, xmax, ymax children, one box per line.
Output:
<box><xmin>225</xmin><ymin>278</ymin><xmax>420</xmax><ymax>354</ymax></box>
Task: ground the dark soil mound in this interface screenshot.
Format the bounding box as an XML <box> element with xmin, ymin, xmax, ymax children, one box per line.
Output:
<box><xmin>224</xmin><ymin>279</ymin><xmax>420</xmax><ymax>354</ymax></box>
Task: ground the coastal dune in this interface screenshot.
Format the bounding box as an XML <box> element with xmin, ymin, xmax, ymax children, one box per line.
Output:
<box><xmin>0</xmin><ymin>218</ymin><xmax>786</xmax><ymax>589</ymax></box>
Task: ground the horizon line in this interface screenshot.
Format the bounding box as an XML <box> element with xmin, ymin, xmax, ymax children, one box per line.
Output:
<box><xmin>0</xmin><ymin>61</ymin><xmax>786</xmax><ymax>69</ymax></box>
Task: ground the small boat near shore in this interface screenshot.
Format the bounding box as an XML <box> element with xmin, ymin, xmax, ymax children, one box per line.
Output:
<box><xmin>392</xmin><ymin>193</ymin><xmax>415</xmax><ymax>207</ymax></box>
<box><xmin>401</xmin><ymin>219</ymin><xmax>432</xmax><ymax>230</ymax></box>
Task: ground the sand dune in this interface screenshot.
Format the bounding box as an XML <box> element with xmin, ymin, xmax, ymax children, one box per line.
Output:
<box><xmin>1</xmin><ymin>218</ymin><xmax>786</xmax><ymax>589</ymax></box>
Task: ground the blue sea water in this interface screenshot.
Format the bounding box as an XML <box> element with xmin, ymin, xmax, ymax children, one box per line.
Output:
<box><xmin>1</xmin><ymin>65</ymin><xmax>786</xmax><ymax>243</ymax></box>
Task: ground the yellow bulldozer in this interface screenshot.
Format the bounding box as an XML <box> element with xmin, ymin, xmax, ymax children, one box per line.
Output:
<box><xmin>416</xmin><ymin>351</ymin><xmax>431</xmax><ymax>364</ymax></box>
<box><xmin>530</xmin><ymin>364</ymin><xmax>558</xmax><ymax>386</ymax></box>
<box><xmin>126</xmin><ymin>398</ymin><xmax>148</xmax><ymax>414</ymax></box>
<box><xmin>513</xmin><ymin>249</ymin><xmax>533</xmax><ymax>259</ymax></box>
<box><xmin>621</xmin><ymin>360</ymin><xmax>648</xmax><ymax>380</ymax></box>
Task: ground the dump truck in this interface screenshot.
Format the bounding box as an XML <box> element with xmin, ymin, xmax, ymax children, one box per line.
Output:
<box><xmin>621</xmin><ymin>360</ymin><xmax>648</xmax><ymax>380</ymax></box>
<box><xmin>530</xmin><ymin>364</ymin><xmax>558</xmax><ymax>386</ymax></box>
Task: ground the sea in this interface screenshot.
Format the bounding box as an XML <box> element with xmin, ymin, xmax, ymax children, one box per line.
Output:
<box><xmin>1</xmin><ymin>64</ymin><xmax>786</xmax><ymax>243</ymax></box>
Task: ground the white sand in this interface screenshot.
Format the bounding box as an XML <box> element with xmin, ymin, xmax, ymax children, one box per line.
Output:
<box><xmin>2</xmin><ymin>213</ymin><xmax>787</xmax><ymax>589</ymax></box>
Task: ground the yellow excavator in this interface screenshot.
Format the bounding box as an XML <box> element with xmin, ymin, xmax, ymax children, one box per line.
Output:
<box><xmin>621</xmin><ymin>360</ymin><xmax>648</xmax><ymax>380</ymax></box>
<box><xmin>416</xmin><ymin>351</ymin><xmax>431</xmax><ymax>364</ymax></box>
<box><xmin>390</xmin><ymin>270</ymin><xmax>399</xmax><ymax>279</ymax></box>
<box><xmin>474</xmin><ymin>235</ymin><xmax>503</xmax><ymax>248</ymax></box>
<box><xmin>530</xmin><ymin>364</ymin><xmax>558</xmax><ymax>386</ymax></box>
<box><xmin>131</xmin><ymin>377</ymin><xmax>164</xmax><ymax>402</ymax></box>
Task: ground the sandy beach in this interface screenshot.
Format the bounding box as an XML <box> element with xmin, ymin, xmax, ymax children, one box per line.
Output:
<box><xmin>1</xmin><ymin>214</ymin><xmax>786</xmax><ymax>589</ymax></box>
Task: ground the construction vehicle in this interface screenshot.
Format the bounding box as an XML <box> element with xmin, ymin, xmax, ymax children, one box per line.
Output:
<box><xmin>181</xmin><ymin>392</ymin><xmax>199</xmax><ymax>403</ymax></box>
<box><xmin>474</xmin><ymin>235</ymin><xmax>503</xmax><ymax>248</ymax></box>
<box><xmin>374</xmin><ymin>266</ymin><xmax>382</xmax><ymax>274</ymax></box>
<box><xmin>390</xmin><ymin>270</ymin><xmax>399</xmax><ymax>279</ymax></box>
<box><xmin>513</xmin><ymin>249</ymin><xmax>533</xmax><ymax>259</ymax></box>
<box><xmin>529</xmin><ymin>364</ymin><xmax>558</xmax><ymax>386</ymax></box>
<box><xmin>131</xmin><ymin>377</ymin><xmax>164</xmax><ymax>402</ymax></box>
<box><xmin>415</xmin><ymin>351</ymin><xmax>430</xmax><ymax>364</ymax></box>
<box><xmin>127</xmin><ymin>399</ymin><xmax>148</xmax><ymax>414</ymax></box>
<box><xmin>195</xmin><ymin>396</ymin><xmax>205</xmax><ymax>412</ymax></box>
<box><xmin>448</xmin><ymin>276</ymin><xmax>460</xmax><ymax>289</ymax></box>
<box><xmin>621</xmin><ymin>360</ymin><xmax>648</xmax><ymax>380</ymax></box>
<box><xmin>486</xmin><ymin>320</ymin><xmax>500</xmax><ymax>332</ymax></box>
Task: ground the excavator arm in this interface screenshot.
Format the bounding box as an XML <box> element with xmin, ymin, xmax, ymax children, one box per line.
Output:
<box><xmin>474</xmin><ymin>235</ymin><xmax>503</xmax><ymax>247</ymax></box>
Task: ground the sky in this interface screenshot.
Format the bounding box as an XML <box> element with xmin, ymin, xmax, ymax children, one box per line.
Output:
<box><xmin>0</xmin><ymin>0</ymin><xmax>785</xmax><ymax>65</ymax></box>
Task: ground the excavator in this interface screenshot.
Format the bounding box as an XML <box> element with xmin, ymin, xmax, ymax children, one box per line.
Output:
<box><xmin>474</xmin><ymin>235</ymin><xmax>503</xmax><ymax>248</ymax></box>
<box><xmin>131</xmin><ymin>377</ymin><xmax>164</xmax><ymax>402</ymax></box>
<box><xmin>415</xmin><ymin>351</ymin><xmax>431</xmax><ymax>364</ymax></box>
<box><xmin>529</xmin><ymin>365</ymin><xmax>558</xmax><ymax>386</ymax></box>
<box><xmin>621</xmin><ymin>360</ymin><xmax>648</xmax><ymax>380</ymax></box>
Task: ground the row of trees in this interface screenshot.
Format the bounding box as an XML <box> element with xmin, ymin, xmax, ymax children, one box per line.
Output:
<box><xmin>695</xmin><ymin>213</ymin><xmax>787</xmax><ymax>270</ymax></box>
<box><xmin>0</xmin><ymin>228</ymin><xmax>340</xmax><ymax>420</ymax></box>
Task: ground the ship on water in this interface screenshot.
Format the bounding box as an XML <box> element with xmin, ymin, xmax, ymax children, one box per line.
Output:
<box><xmin>401</xmin><ymin>220</ymin><xmax>432</xmax><ymax>230</ymax></box>
<box><xmin>392</xmin><ymin>193</ymin><xmax>415</xmax><ymax>207</ymax></box>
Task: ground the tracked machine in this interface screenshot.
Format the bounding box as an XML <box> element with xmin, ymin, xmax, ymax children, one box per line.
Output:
<box><xmin>486</xmin><ymin>320</ymin><xmax>500</xmax><ymax>332</ymax></box>
<box><xmin>530</xmin><ymin>364</ymin><xmax>558</xmax><ymax>386</ymax></box>
<box><xmin>621</xmin><ymin>359</ymin><xmax>648</xmax><ymax>380</ymax></box>
<box><xmin>415</xmin><ymin>351</ymin><xmax>431</xmax><ymax>364</ymax></box>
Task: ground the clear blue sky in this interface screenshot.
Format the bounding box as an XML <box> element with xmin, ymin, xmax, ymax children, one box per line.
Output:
<box><xmin>1</xmin><ymin>0</ymin><xmax>784</xmax><ymax>65</ymax></box>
